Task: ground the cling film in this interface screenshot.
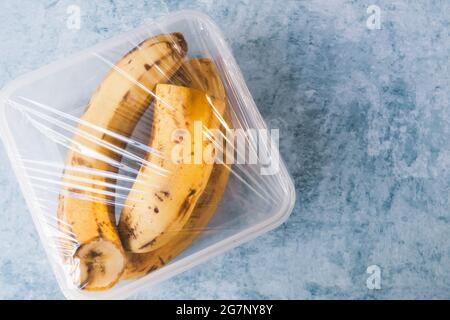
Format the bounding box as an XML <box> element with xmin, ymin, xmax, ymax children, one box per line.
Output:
<box><xmin>0</xmin><ymin>11</ymin><xmax>295</xmax><ymax>299</ymax></box>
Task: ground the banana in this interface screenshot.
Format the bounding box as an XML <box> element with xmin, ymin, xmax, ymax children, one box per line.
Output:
<box><xmin>57</xmin><ymin>33</ymin><xmax>187</xmax><ymax>291</ymax></box>
<box><xmin>122</xmin><ymin>58</ymin><xmax>232</xmax><ymax>278</ymax></box>
<box><xmin>118</xmin><ymin>83</ymin><xmax>226</xmax><ymax>253</ymax></box>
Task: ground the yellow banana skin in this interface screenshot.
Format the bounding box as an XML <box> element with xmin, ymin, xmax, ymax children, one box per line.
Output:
<box><xmin>57</xmin><ymin>33</ymin><xmax>187</xmax><ymax>291</ymax></box>
<box><xmin>174</xmin><ymin>58</ymin><xmax>227</xmax><ymax>101</ymax></box>
<box><xmin>122</xmin><ymin>58</ymin><xmax>232</xmax><ymax>278</ymax></box>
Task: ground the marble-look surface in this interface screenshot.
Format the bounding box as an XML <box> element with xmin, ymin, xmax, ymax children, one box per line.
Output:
<box><xmin>1</xmin><ymin>0</ymin><xmax>450</xmax><ymax>299</ymax></box>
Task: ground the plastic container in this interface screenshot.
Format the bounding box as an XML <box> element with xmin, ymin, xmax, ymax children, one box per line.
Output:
<box><xmin>0</xmin><ymin>10</ymin><xmax>295</xmax><ymax>299</ymax></box>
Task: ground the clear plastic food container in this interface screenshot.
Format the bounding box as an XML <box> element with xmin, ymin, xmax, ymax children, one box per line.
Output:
<box><xmin>0</xmin><ymin>10</ymin><xmax>295</xmax><ymax>299</ymax></box>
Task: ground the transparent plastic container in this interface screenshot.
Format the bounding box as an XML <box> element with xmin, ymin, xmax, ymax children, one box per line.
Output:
<box><xmin>0</xmin><ymin>10</ymin><xmax>295</xmax><ymax>299</ymax></box>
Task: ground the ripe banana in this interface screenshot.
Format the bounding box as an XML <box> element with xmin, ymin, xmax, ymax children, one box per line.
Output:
<box><xmin>118</xmin><ymin>83</ymin><xmax>226</xmax><ymax>253</ymax></box>
<box><xmin>57</xmin><ymin>33</ymin><xmax>187</xmax><ymax>291</ymax></box>
<box><xmin>122</xmin><ymin>58</ymin><xmax>232</xmax><ymax>278</ymax></box>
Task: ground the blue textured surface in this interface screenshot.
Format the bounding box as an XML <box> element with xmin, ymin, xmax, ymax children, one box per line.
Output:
<box><xmin>1</xmin><ymin>0</ymin><xmax>450</xmax><ymax>299</ymax></box>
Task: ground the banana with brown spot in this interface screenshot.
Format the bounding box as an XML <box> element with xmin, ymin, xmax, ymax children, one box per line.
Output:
<box><xmin>122</xmin><ymin>58</ymin><xmax>232</xmax><ymax>277</ymax></box>
<box><xmin>118</xmin><ymin>83</ymin><xmax>226</xmax><ymax>253</ymax></box>
<box><xmin>57</xmin><ymin>33</ymin><xmax>187</xmax><ymax>291</ymax></box>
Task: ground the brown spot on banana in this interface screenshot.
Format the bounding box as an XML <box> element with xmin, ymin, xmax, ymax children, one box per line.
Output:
<box><xmin>154</xmin><ymin>193</ymin><xmax>164</xmax><ymax>202</ymax></box>
<box><xmin>138</xmin><ymin>239</ymin><xmax>157</xmax><ymax>251</ymax></box>
<box><xmin>178</xmin><ymin>189</ymin><xmax>198</xmax><ymax>218</ymax></box>
<box><xmin>161</xmin><ymin>191</ymin><xmax>170</xmax><ymax>197</ymax></box>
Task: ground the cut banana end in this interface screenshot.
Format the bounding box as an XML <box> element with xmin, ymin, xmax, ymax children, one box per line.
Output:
<box><xmin>76</xmin><ymin>239</ymin><xmax>125</xmax><ymax>291</ymax></box>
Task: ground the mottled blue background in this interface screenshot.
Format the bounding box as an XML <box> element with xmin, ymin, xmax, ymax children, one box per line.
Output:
<box><xmin>1</xmin><ymin>0</ymin><xmax>450</xmax><ymax>299</ymax></box>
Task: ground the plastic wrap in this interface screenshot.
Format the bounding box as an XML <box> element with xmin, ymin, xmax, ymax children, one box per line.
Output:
<box><xmin>0</xmin><ymin>11</ymin><xmax>295</xmax><ymax>299</ymax></box>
